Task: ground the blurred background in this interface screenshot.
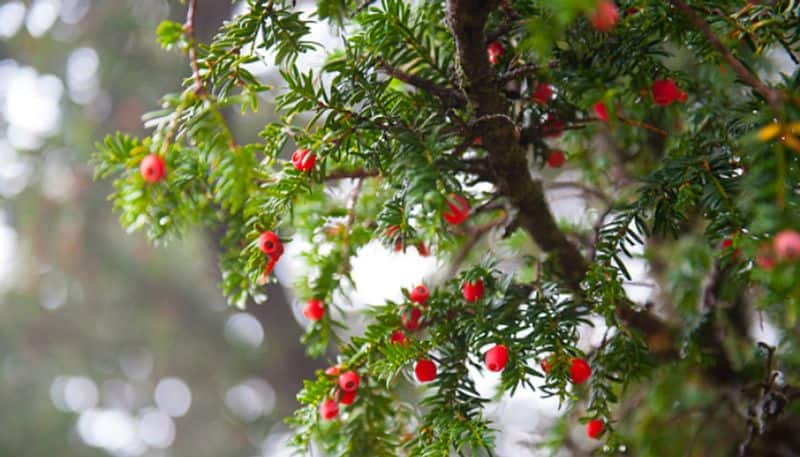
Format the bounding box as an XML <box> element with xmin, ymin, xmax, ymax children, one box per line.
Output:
<box><xmin>0</xmin><ymin>1</ymin><xmax>329</xmax><ymax>456</ymax></box>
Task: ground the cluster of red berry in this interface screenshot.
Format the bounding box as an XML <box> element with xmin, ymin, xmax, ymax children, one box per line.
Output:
<box><xmin>258</xmin><ymin>230</ymin><xmax>285</xmax><ymax>278</ymax></box>
<box><xmin>541</xmin><ymin>356</ymin><xmax>602</xmax><ymax>438</ymax></box>
<box><xmin>319</xmin><ymin>366</ymin><xmax>361</xmax><ymax>420</ymax></box>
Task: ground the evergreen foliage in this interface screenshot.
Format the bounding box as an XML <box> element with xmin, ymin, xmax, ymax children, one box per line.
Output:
<box><xmin>93</xmin><ymin>0</ymin><xmax>800</xmax><ymax>455</ymax></box>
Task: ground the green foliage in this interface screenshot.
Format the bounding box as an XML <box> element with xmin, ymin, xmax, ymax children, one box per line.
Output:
<box><xmin>93</xmin><ymin>0</ymin><xmax>800</xmax><ymax>455</ymax></box>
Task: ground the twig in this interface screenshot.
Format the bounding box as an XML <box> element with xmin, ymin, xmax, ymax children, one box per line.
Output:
<box><xmin>447</xmin><ymin>213</ymin><xmax>508</xmax><ymax>278</ymax></box>
<box><xmin>340</xmin><ymin>178</ymin><xmax>365</xmax><ymax>273</ymax></box>
<box><xmin>325</xmin><ymin>169</ymin><xmax>380</xmax><ymax>181</ymax></box>
<box><xmin>378</xmin><ymin>62</ymin><xmax>466</xmax><ymax>107</ymax></box>
<box><xmin>669</xmin><ymin>0</ymin><xmax>782</xmax><ymax>111</ymax></box>
<box><xmin>544</xmin><ymin>181</ymin><xmax>611</xmax><ymax>204</ymax></box>
<box><xmin>616</xmin><ymin>114</ymin><xmax>668</xmax><ymax>137</ymax></box>
<box><xmin>183</xmin><ymin>0</ymin><xmax>205</xmax><ymax>95</ymax></box>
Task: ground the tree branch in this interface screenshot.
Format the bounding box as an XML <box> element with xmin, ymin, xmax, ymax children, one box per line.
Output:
<box><xmin>378</xmin><ymin>62</ymin><xmax>466</xmax><ymax>107</ymax></box>
<box><xmin>445</xmin><ymin>0</ymin><xmax>674</xmax><ymax>355</ymax></box>
<box><xmin>669</xmin><ymin>0</ymin><xmax>782</xmax><ymax>110</ymax></box>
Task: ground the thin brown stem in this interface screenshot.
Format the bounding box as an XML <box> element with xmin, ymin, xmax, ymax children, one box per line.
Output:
<box><xmin>669</xmin><ymin>0</ymin><xmax>782</xmax><ymax>111</ymax></box>
<box><xmin>184</xmin><ymin>0</ymin><xmax>205</xmax><ymax>95</ymax></box>
<box><xmin>378</xmin><ymin>62</ymin><xmax>466</xmax><ymax>107</ymax></box>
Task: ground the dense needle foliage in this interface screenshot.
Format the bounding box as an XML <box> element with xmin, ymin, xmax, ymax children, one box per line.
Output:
<box><xmin>93</xmin><ymin>0</ymin><xmax>800</xmax><ymax>455</ymax></box>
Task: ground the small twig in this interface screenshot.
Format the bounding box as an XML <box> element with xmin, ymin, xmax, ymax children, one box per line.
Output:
<box><xmin>378</xmin><ymin>62</ymin><xmax>466</xmax><ymax>107</ymax></box>
<box><xmin>544</xmin><ymin>181</ymin><xmax>611</xmax><ymax>204</ymax></box>
<box><xmin>669</xmin><ymin>0</ymin><xmax>782</xmax><ymax>111</ymax></box>
<box><xmin>183</xmin><ymin>0</ymin><xmax>205</xmax><ymax>95</ymax></box>
<box><xmin>325</xmin><ymin>169</ymin><xmax>380</xmax><ymax>181</ymax></box>
<box><xmin>340</xmin><ymin>178</ymin><xmax>365</xmax><ymax>273</ymax></box>
<box><xmin>447</xmin><ymin>213</ymin><xmax>509</xmax><ymax>278</ymax></box>
<box><xmin>616</xmin><ymin>114</ymin><xmax>668</xmax><ymax>137</ymax></box>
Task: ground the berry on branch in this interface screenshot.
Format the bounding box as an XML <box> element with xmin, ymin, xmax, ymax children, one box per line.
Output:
<box><xmin>590</xmin><ymin>0</ymin><xmax>619</xmax><ymax>32</ymax></box>
<box><xmin>409</xmin><ymin>285</ymin><xmax>430</xmax><ymax>305</ymax></box>
<box><xmin>319</xmin><ymin>398</ymin><xmax>339</xmax><ymax>420</ymax></box>
<box><xmin>586</xmin><ymin>419</ymin><xmax>604</xmax><ymax>439</ymax></box>
<box><xmin>485</xmin><ymin>344</ymin><xmax>509</xmax><ymax>372</ymax></box>
<box><xmin>532</xmin><ymin>82</ymin><xmax>554</xmax><ymax>105</ymax></box>
<box><xmin>461</xmin><ymin>279</ymin><xmax>485</xmax><ymax>303</ymax></box>
<box><xmin>570</xmin><ymin>358</ymin><xmax>592</xmax><ymax>384</ymax></box>
<box><xmin>651</xmin><ymin>79</ymin><xmax>688</xmax><ymax>106</ymax></box>
<box><xmin>390</xmin><ymin>330</ymin><xmax>409</xmax><ymax>346</ymax></box>
<box><xmin>443</xmin><ymin>194</ymin><xmax>470</xmax><ymax>225</ymax></box>
<box><xmin>546</xmin><ymin>150</ymin><xmax>566</xmax><ymax>168</ymax></box>
<box><xmin>594</xmin><ymin>101</ymin><xmax>609</xmax><ymax>122</ymax></box>
<box><xmin>303</xmin><ymin>299</ymin><xmax>325</xmax><ymax>321</ymax></box>
<box><xmin>338</xmin><ymin>370</ymin><xmax>360</xmax><ymax>392</ymax></box>
<box><xmin>415</xmin><ymin>358</ymin><xmax>437</xmax><ymax>382</ymax></box>
<box><xmin>402</xmin><ymin>307</ymin><xmax>423</xmax><ymax>331</ymax></box>
<box><xmin>486</xmin><ymin>41</ymin><xmax>504</xmax><ymax>65</ymax></box>
<box><xmin>258</xmin><ymin>231</ymin><xmax>282</xmax><ymax>256</ymax></box>
<box><xmin>291</xmin><ymin>148</ymin><xmax>316</xmax><ymax>172</ymax></box>
<box><xmin>774</xmin><ymin>229</ymin><xmax>800</xmax><ymax>262</ymax></box>
<box><xmin>140</xmin><ymin>154</ymin><xmax>165</xmax><ymax>183</ymax></box>
<box><xmin>337</xmin><ymin>389</ymin><xmax>357</xmax><ymax>406</ymax></box>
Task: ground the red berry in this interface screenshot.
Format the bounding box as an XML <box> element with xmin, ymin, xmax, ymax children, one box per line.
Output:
<box><xmin>402</xmin><ymin>307</ymin><xmax>423</xmax><ymax>331</ymax></box>
<box><xmin>291</xmin><ymin>148</ymin><xmax>316</xmax><ymax>172</ymax></box>
<box><xmin>409</xmin><ymin>285</ymin><xmax>430</xmax><ymax>305</ymax></box>
<box><xmin>590</xmin><ymin>0</ymin><xmax>619</xmax><ymax>32</ymax></box>
<box><xmin>569</xmin><ymin>358</ymin><xmax>592</xmax><ymax>384</ymax></box>
<box><xmin>540</xmin><ymin>357</ymin><xmax>554</xmax><ymax>374</ymax></box>
<box><xmin>337</xmin><ymin>388</ymin><xmax>357</xmax><ymax>406</ymax></box>
<box><xmin>140</xmin><ymin>154</ymin><xmax>166</xmax><ymax>183</ymax></box>
<box><xmin>542</xmin><ymin>115</ymin><xmax>564</xmax><ymax>138</ymax></box>
<box><xmin>756</xmin><ymin>243</ymin><xmax>776</xmax><ymax>270</ymax></box>
<box><xmin>721</xmin><ymin>238</ymin><xmax>733</xmax><ymax>249</ymax></box>
<box><xmin>415</xmin><ymin>358</ymin><xmax>437</xmax><ymax>382</ymax></box>
<box><xmin>472</xmin><ymin>136</ymin><xmax>483</xmax><ymax>146</ymax></box>
<box><xmin>532</xmin><ymin>82</ymin><xmax>554</xmax><ymax>105</ymax></box>
<box><xmin>593</xmin><ymin>102</ymin><xmax>609</xmax><ymax>122</ymax></box>
<box><xmin>586</xmin><ymin>419</ymin><xmax>604</xmax><ymax>439</ymax></box>
<box><xmin>462</xmin><ymin>279</ymin><xmax>485</xmax><ymax>303</ymax></box>
<box><xmin>415</xmin><ymin>242</ymin><xmax>430</xmax><ymax>257</ymax></box>
<box><xmin>325</xmin><ymin>365</ymin><xmax>341</xmax><ymax>376</ymax></box>
<box><xmin>390</xmin><ymin>330</ymin><xmax>409</xmax><ymax>345</ymax></box>
<box><xmin>443</xmin><ymin>194</ymin><xmax>470</xmax><ymax>225</ymax></box>
<box><xmin>487</xmin><ymin>41</ymin><xmax>504</xmax><ymax>65</ymax></box>
<box><xmin>546</xmin><ymin>150</ymin><xmax>566</xmax><ymax>168</ymax></box>
<box><xmin>319</xmin><ymin>398</ymin><xmax>339</xmax><ymax>420</ymax></box>
<box><xmin>303</xmin><ymin>299</ymin><xmax>325</xmax><ymax>321</ymax></box>
<box><xmin>774</xmin><ymin>229</ymin><xmax>800</xmax><ymax>262</ymax></box>
<box><xmin>258</xmin><ymin>231</ymin><xmax>282</xmax><ymax>256</ymax></box>
<box><xmin>484</xmin><ymin>344</ymin><xmax>509</xmax><ymax>372</ymax></box>
<box><xmin>651</xmin><ymin>79</ymin><xmax>685</xmax><ymax>106</ymax></box>
<box><xmin>338</xmin><ymin>371</ymin><xmax>360</xmax><ymax>392</ymax></box>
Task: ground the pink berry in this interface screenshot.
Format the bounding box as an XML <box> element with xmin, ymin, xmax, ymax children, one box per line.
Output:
<box><xmin>774</xmin><ymin>229</ymin><xmax>800</xmax><ymax>262</ymax></box>
<box><xmin>591</xmin><ymin>0</ymin><xmax>619</xmax><ymax>32</ymax></box>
